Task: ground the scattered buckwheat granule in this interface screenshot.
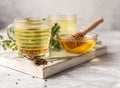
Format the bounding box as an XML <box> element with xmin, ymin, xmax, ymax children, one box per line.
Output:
<box><xmin>16</xmin><ymin>82</ymin><xmax>18</xmax><ymax>85</ymax></box>
<box><xmin>45</xmin><ymin>79</ymin><xmax>47</xmax><ymax>82</ymax></box>
<box><xmin>35</xmin><ymin>57</ymin><xmax>47</xmax><ymax>66</ymax></box>
<box><xmin>7</xmin><ymin>74</ymin><xmax>10</xmax><ymax>76</ymax></box>
<box><xmin>44</xmin><ymin>85</ymin><xmax>47</xmax><ymax>87</ymax></box>
<box><xmin>27</xmin><ymin>56</ymin><xmax>48</xmax><ymax>66</ymax></box>
<box><xmin>32</xmin><ymin>76</ymin><xmax>35</xmax><ymax>78</ymax></box>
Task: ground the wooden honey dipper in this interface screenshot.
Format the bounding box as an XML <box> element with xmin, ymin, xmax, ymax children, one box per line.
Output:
<box><xmin>61</xmin><ymin>17</ymin><xmax>104</xmax><ymax>49</ymax></box>
<box><xmin>72</xmin><ymin>17</ymin><xmax>104</xmax><ymax>39</ymax></box>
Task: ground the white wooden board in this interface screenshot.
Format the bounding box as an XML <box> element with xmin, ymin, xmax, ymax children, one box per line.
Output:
<box><xmin>0</xmin><ymin>45</ymin><xmax>107</xmax><ymax>78</ymax></box>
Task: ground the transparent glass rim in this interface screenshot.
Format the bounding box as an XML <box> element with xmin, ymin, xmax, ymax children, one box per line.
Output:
<box><xmin>58</xmin><ymin>33</ymin><xmax>98</xmax><ymax>41</ymax></box>
<box><xmin>13</xmin><ymin>17</ymin><xmax>50</xmax><ymax>28</ymax></box>
<box><xmin>48</xmin><ymin>14</ymin><xmax>77</xmax><ymax>20</ymax></box>
<box><xmin>14</xmin><ymin>17</ymin><xmax>48</xmax><ymax>25</ymax></box>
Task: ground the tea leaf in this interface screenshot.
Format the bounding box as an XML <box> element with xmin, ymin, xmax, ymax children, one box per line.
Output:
<box><xmin>1</xmin><ymin>43</ymin><xmax>7</xmax><ymax>50</ymax></box>
<box><xmin>50</xmin><ymin>23</ymin><xmax>61</xmax><ymax>50</ymax></box>
<box><xmin>51</xmin><ymin>23</ymin><xmax>58</xmax><ymax>31</ymax></box>
<box><xmin>0</xmin><ymin>34</ymin><xmax>17</xmax><ymax>51</ymax></box>
<box><xmin>0</xmin><ymin>35</ymin><xmax>3</xmax><ymax>40</ymax></box>
<box><xmin>52</xmin><ymin>25</ymin><xmax>60</xmax><ymax>37</ymax></box>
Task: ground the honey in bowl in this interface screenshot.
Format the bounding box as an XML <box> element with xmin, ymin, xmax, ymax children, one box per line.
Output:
<box><xmin>58</xmin><ymin>34</ymin><xmax>97</xmax><ymax>53</ymax></box>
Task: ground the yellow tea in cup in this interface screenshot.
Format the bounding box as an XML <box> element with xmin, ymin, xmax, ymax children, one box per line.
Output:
<box><xmin>49</xmin><ymin>15</ymin><xmax>77</xmax><ymax>34</ymax></box>
<box><xmin>7</xmin><ymin>18</ymin><xmax>51</xmax><ymax>59</ymax></box>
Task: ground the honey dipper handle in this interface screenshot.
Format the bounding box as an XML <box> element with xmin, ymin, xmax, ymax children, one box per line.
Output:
<box><xmin>82</xmin><ymin>17</ymin><xmax>104</xmax><ymax>35</ymax></box>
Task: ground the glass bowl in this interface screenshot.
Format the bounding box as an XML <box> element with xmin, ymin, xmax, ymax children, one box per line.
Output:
<box><xmin>58</xmin><ymin>33</ymin><xmax>98</xmax><ymax>53</ymax></box>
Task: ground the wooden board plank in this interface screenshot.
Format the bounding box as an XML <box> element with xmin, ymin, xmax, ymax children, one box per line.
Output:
<box><xmin>0</xmin><ymin>45</ymin><xmax>107</xmax><ymax>78</ymax></box>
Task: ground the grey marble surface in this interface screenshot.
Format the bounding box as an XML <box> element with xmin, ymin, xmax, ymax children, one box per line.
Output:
<box><xmin>0</xmin><ymin>29</ymin><xmax>120</xmax><ymax>88</ymax></box>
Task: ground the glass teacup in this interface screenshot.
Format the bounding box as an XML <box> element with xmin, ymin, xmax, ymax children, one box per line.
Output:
<box><xmin>48</xmin><ymin>15</ymin><xmax>77</xmax><ymax>34</ymax></box>
<box><xmin>7</xmin><ymin>17</ymin><xmax>51</xmax><ymax>59</ymax></box>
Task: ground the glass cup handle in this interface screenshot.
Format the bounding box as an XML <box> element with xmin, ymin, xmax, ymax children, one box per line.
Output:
<box><xmin>6</xmin><ymin>24</ymin><xmax>16</xmax><ymax>42</ymax></box>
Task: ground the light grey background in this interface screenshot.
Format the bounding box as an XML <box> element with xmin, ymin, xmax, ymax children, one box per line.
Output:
<box><xmin>0</xmin><ymin>1</ymin><xmax>120</xmax><ymax>88</ymax></box>
<box><xmin>0</xmin><ymin>0</ymin><xmax>120</xmax><ymax>31</ymax></box>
